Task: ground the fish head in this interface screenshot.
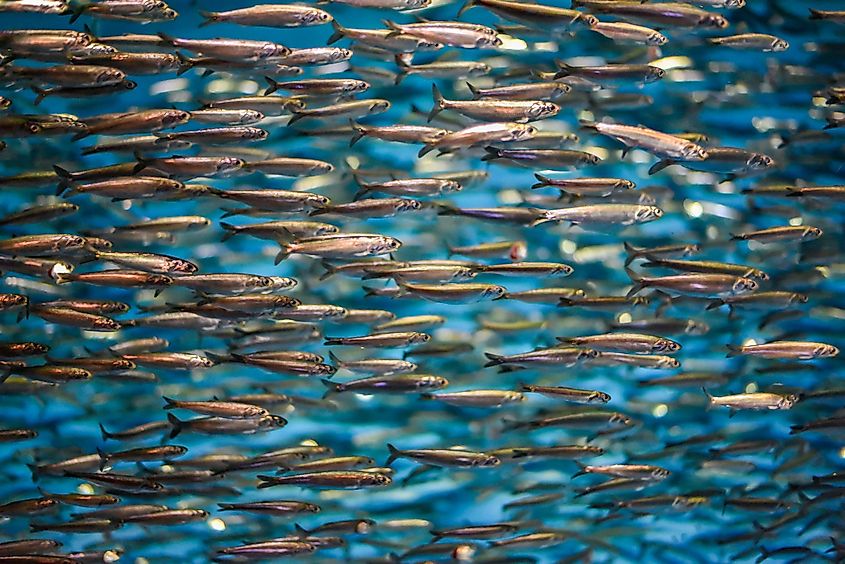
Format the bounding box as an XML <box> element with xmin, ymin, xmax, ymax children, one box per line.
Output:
<box><xmin>681</xmin><ymin>143</ymin><xmax>708</xmax><ymax>161</ymax></box>
<box><xmin>406</xmin><ymin>0</ymin><xmax>431</xmax><ymax>7</ymax></box>
<box><xmin>616</xmin><ymin>179</ymin><xmax>636</xmax><ymax>190</ymax></box>
<box><xmin>412</xmin><ymin>333</ymin><xmax>431</xmax><ymax>344</ymax></box>
<box><xmin>417</xmin><ymin>39</ymin><xmax>443</xmax><ymax>50</ymax></box>
<box><xmin>580</xmin><ymin>348</ymin><xmax>600</xmax><ymax>359</ymax></box>
<box><xmin>803</xmin><ymin>227</ymin><xmax>822</xmax><ymax>240</ymax></box>
<box><xmin>50</xmin><ymin>261</ymin><xmax>73</xmax><ymax>280</ymax></box>
<box><xmin>379</xmin><ymin>236</ymin><xmax>402</xmax><ymax>254</ymax></box>
<box><xmin>369</xmin><ymin>100</ymin><xmax>391</xmax><ymax>113</ymax></box>
<box><xmin>266</xmin><ymin>415</ymin><xmax>288</xmax><ymax>428</ymax></box>
<box><xmin>732</xmin><ymin>277</ymin><xmax>757</xmax><ymax>294</ymax></box>
<box><xmin>589</xmin><ymin>391</ymin><xmax>611</xmax><ymax>404</ymax></box>
<box><xmin>635</xmin><ymin>205</ymin><xmax>663</xmax><ymax>223</ymax></box>
<box><xmin>748</xmin><ymin>153</ymin><xmax>775</xmax><ymax>170</ymax></box>
<box><xmin>483</xmin><ymin>285</ymin><xmax>507</xmax><ymax>300</ymax></box>
<box><xmin>477</xmin><ymin>35</ymin><xmax>503</xmax><ymax>48</ymax></box>
<box><xmin>302</xmin><ymin>9</ymin><xmax>332</xmax><ymax>24</ymax></box>
<box><xmin>97</xmin><ymin>68</ymin><xmax>125</xmax><ymax>84</ymax></box>
<box><xmin>217</xmin><ymin>157</ymin><xmax>245</xmax><ymax>174</ymax></box>
<box><xmin>355</xmin><ymin>520</ymin><xmax>375</xmax><ymax>534</ymax></box>
<box><xmin>423</xmin><ymin>375</ymin><xmax>448</xmax><ymax>389</ymax></box>
<box><xmin>480</xmin><ymin>455</ymin><xmax>501</xmax><ymax>467</ymax></box>
<box><xmin>241</xmin><ymin>109</ymin><xmax>264</xmax><ymax>124</ymax></box>
<box><xmin>247</xmin><ymin>128</ymin><xmax>268</xmax><ymax>140</ymax></box>
<box><xmin>457</xmin><ymin>267</ymin><xmax>477</xmax><ymax>279</ymax></box>
<box><xmin>347</xmin><ymin>80</ymin><xmax>369</xmax><ymax>93</ymax></box>
<box><xmin>440</xmin><ymin>180</ymin><xmax>462</xmax><ymax>193</ymax></box>
<box><xmin>94</xmin><ymin>318</ymin><xmax>121</xmax><ymax>332</ymax></box>
<box><xmin>610</xmin><ymin>413</ymin><xmax>632</xmax><ymax>426</ymax></box>
<box><xmin>790</xmin><ymin>293</ymin><xmax>808</xmax><ymax>304</ymax></box>
<box><xmin>333</xmin><ymin>48</ymin><xmax>354</xmax><ymax>62</ymax></box>
<box><xmin>59</xmin><ymin>234</ymin><xmax>87</xmax><ymax>249</ymax></box>
<box><xmin>654</xmin><ymin>338</ymin><xmax>681</xmax><ymax>353</ymax></box>
<box><xmin>398</xmin><ymin>199</ymin><xmax>423</xmax><ymax>212</ymax></box>
<box><xmin>113</xmin><ymin>359</ymin><xmax>135</xmax><ymax>370</ymax></box>
<box><xmin>652</xmin><ymin>467</ymin><xmax>671</xmax><ymax>479</ymax></box>
<box><xmin>147</xmin><ymin>274</ymin><xmax>173</xmax><ymax>286</ymax></box>
<box><xmin>26</xmin><ymin>122</ymin><xmax>43</xmax><ymax>134</ymax></box>
<box><xmin>285</xmin><ymin>98</ymin><xmax>306</xmax><ymax>111</ymax></box>
<box><xmin>469</xmin><ymin>63</ymin><xmax>491</xmax><ymax>77</ymax></box>
<box><xmin>725</xmin><ymin>0</ymin><xmax>745</xmax><ymax>7</ymax></box>
<box><xmin>684</xmin><ymin>244</ymin><xmax>701</xmax><ymax>256</ymax></box>
<box><xmin>659</xmin><ymin>357</ymin><xmax>681</xmax><ymax>369</ymax></box>
<box><xmin>814</xmin><ymin>344</ymin><xmax>839</xmax><ymax>358</ymax></box>
<box><xmin>512</xmin><ymin>124</ymin><xmax>538</xmax><ymax>141</ymax></box>
<box><xmin>308</xmin><ymin>194</ymin><xmax>331</xmax><ymax>207</ymax></box>
<box><xmin>779</xmin><ymin>394</ymin><xmax>800</xmax><ymax>409</ymax></box>
<box><xmin>121</xmin><ymin>79</ymin><xmax>138</xmax><ymax>91</ymax></box>
<box><xmin>170</xmin><ymin>260</ymin><xmax>197</xmax><ymax>274</ymax></box>
<box><xmin>771</xmin><ymin>38</ymin><xmax>789</xmax><ymax>51</ymax></box>
<box><xmin>371</xmin><ymin>473</ymin><xmax>392</xmax><ymax>486</ymax></box>
<box><xmin>649</xmin><ymin>32</ymin><xmax>668</xmax><ymax>46</ymax></box>
<box><xmin>645</xmin><ymin>66</ymin><xmax>665</xmax><ymax>83</ymax></box>
<box><xmin>88</xmin><ymin>42</ymin><xmax>119</xmax><ymax>57</ymax></box>
<box><xmin>579</xmin><ymin>14</ymin><xmax>599</xmax><ymax>27</ymax></box>
<box><xmin>526</xmin><ymin>101</ymin><xmax>558</xmax><ymax>119</ymax></box>
<box><xmin>703</xmin><ymin>14</ymin><xmax>729</xmax><ymax>28</ymax></box>
<box><xmin>0</xmin><ymin>98</ymin><xmax>10</xmax><ymax>110</ymax></box>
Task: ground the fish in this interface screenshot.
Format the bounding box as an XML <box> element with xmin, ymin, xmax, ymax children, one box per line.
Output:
<box><xmin>200</xmin><ymin>4</ymin><xmax>332</xmax><ymax>28</ymax></box>
<box><xmin>385</xmin><ymin>444</ymin><xmax>500</xmax><ymax>467</ymax></box>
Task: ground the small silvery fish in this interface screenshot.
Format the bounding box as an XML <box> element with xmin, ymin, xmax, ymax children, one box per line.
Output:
<box><xmin>200</xmin><ymin>4</ymin><xmax>332</xmax><ymax>28</ymax></box>
<box><xmin>704</xmin><ymin>389</ymin><xmax>799</xmax><ymax>411</ymax></box>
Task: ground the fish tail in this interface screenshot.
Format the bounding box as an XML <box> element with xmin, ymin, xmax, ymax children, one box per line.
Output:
<box><xmin>263</xmin><ymin>75</ymin><xmax>280</xmax><ymax>96</ymax></box>
<box><xmin>156</xmin><ymin>32</ymin><xmax>177</xmax><ymax>46</ymax></box>
<box><xmin>162</xmin><ymin>395</ymin><xmax>179</xmax><ymax>410</ymax></box>
<box><xmin>465</xmin><ymin>81</ymin><xmax>481</xmax><ymax>99</ymax></box>
<box><xmin>428</xmin><ymin>84</ymin><xmax>446</xmax><ymax>122</ymax></box>
<box><xmin>531</xmin><ymin>172</ymin><xmax>552</xmax><ymax>189</ymax></box>
<box><xmin>385</xmin><ymin>443</ymin><xmax>400</xmax><ymax>466</ymax></box>
<box><xmin>823</xmin><ymin>117</ymin><xmax>838</xmax><ymax>130</ymax></box>
<box><xmin>175</xmin><ymin>52</ymin><xmax>194</xmax><ymax>76</ymax></box>
<box><xmin>327</xmin><ymin>350</ymin><xmax>343</xmax><ymax>367</ymax></box>
<box><xmin>320</xmin><ymin>378</ymin><xmax>341</xmax><ymax>398</ymax></box>
<box><xmin>456</xmin><ymin>0</ymin><xmax>477</xmax><ymax>17</ymax></box>
<box><xmin>52</xmin><ymin>163</ymin><xmax>73</xmax><ymax>180</ymax></box>
<box><xmin>286</xmin><ymin>111</ymin><xmax>305</xmax><ymax>126</ymax></box>
<box><xmin>648</xmin><ymin>159</ymin><xmax>674</xmax><ymax>175</ymax></box>
<box><xmin>198</xmin><ymin>11</ymin><xmax>219</xmax><ymax>27</ymax></box>
<box><xmin>132</xmin><ymin>151</ymin><xmax>149</xmax><ymax>174</ymax></box>
<box><xmin>348</xmin><ymin>120</ymin><xmax>366</xmax><ymax>147</ymax></box>
<box><xmin>571</xmin><ymin>461</ymin><xmax>589</xmax><ymax>478</ymax></box>
<box><xmin>725</xmin><ymin>344</ymin><xmax>741</xmax><ymax>357</ymax></box>
<box><xmin>274</xmin><ymin>246</ymin><xmax>291</xmax><ymax>265</ymax></box>
<box><xmin>318</xmin><ymin>261</ymin><xmax>338</xmax><ymax>281</ymax></box>
<box><xmin>481</xmin><ymin>146</ymin><xmax>502</xmax><ymax>162</ymax></box>
<box><xmin>166</xmin><ymin>412</ymin><xmax>183</xmax><ymax>438</ymax></box>
<box><xmin>327</xmin><ymin>20</ymin><xmax>346</xmax><ymax>44</ymax></box>
<box><xmin>219</xmin><ymin>222</ymin><xmax>239</xmax><ymax>241</ymax></box>
<box><xmin>578</xmin><ymin>118</ymin><xmax>598</xmax><ymax>131</ymax></box>
<box><xmin>31</xmin><ymin>86</ymin><xmax>48</xmax><ymax>106</ymax></box>
<box><xmin>808</xmin><ymin>8</ymin><xmax>824</xmax><ymax>19</ymax></box>
<box><xmin>417</xmin><ymin>143</ymin><xmax>435</xmax><ymax>158</ymax></box>
<box><xmin>255</xmin><ymin>475</ymin><xmax>276</xmax><ymax>488</ymax></box>
<box><xmin>483</xmin><ymin>352</ymin><xmax>505</xmax><ymax>367</ymax></box>
<box><xmin>294</xmin><ymin>523</ymin><xmax>310</xmax><ymax>537</ymax></box>
<box><xmin>705</xmin><ymin>299</ymin><xmax>724</xmax><ymax>311</ymax></box>
<box><xmin>68</xmin><ymin>4</ymin><xmax>85</xmax><ymax>23</ymax></box>
<box><xmin>96</xmin><ymin>447</ymin><xmax>109</xmax><ymax>471</ymax></box>
<box><xmin>204</xmin><ymin>351</ymin><xmax>232</xmax><ymax>364</ymax></box>
<box><xmin>98</xmin><ymin>422</ymin><xmax>114</xmax><ymax>441</ymax></box>
<box><xmin>383</xmin><ymin>19</ymin><xmax>402</xmax><ymax>34</ymax></box>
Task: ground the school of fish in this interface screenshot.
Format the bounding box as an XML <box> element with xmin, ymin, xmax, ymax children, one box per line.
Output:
<box><xmin>0</xmin><ymin>0</ymin><xmax>844</xmax><ymax>561</ymax></box>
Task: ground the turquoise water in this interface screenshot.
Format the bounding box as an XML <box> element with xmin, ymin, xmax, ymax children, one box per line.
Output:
<box><xmin>1</xmin><ymin>0</ymin><xmax>844</xmax><ymax>562</ymax></box>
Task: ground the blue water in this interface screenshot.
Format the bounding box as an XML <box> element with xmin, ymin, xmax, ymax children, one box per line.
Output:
<box><xmin>2</xmin><ymin>0</ymin><xmax>844</xmax><ymax>562</ymax></box>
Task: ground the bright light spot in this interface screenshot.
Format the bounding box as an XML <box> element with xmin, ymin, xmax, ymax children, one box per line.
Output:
<box><xmin>684</xmin><ymin>200</ymin><xmax>704</xmax><ymax>218</ymax></box>
<box><xmin>789</xmin><ymin>217</ymin><xmax>803</xmax><ymax>226</ymax></box>
<box><xmin>499</xmin><ymin>189</ymin><xmax>523</xmax><ymax>205</ymax></box>
<box><xmin>77</xmin><ymin>483</ymin><xmax>94</xmax><ymax>495</ymax></box>
<box><xmin>618</xmin><ymin>312</ymin><xmax>632</xmax><ymax>324</ymax></box>
<box><xmin>300</xmin><ymin>438</ymin><xmax>318</xmax><ymax>446</ymax></box>
<box><xmin>208</xmin><ymin>518</ymin><xmax>226</xmax><ymax>531</ymax></box>
<box><xmin>346</xmin><ymin>156</ymin><xmax>361</xmax><ymax>170</ymax></box>
<box><xmin>742</xmin><ymin>338</ymin><xmax>757</xmax><ymax>346</ymax></box>
<box><xmin>104</xmin><ymin>550</ymin><xmax>120</xmax><ymax>563</ymax></box>
<box><xmin>135</xmin><ymin>559</ymin><xmax>149</xmax><ymax>564</ymax></box>
<box><xmin>652</xmin><ymin>404</ymin><xmax>668</xmax><ymax>418</ymax></box>
<box><xmin>745</xmin><ymin>382</ymin><xmax>758</xmax><ymax>393</ymax></box>
<box><xmin>498</xmin><ymin>36</ymin><xmax>528</xmax><ymax>51</ymax></box>
<box><xmin>150</xmin><ymin>78</ymin><xmax>187</xmax><ymax>96</ymax></box>
<box><xmin>355</xmin><ymin>393</ymin><xmax>374</xmax><ymax>401</ymax></box>
<box><xmin>839</xmin><ymin>447</ymin><xmax>845</xmax><ymax>458</ymax></box>
<box><xmin>649</xmin><ymin>56</ymin><xmax>693</xmax><ymax>70</ymax></box>
<box><xmin>561</xmin><ymin>240</ymin><xmax>577</xmax><ymax>254</ymax></box>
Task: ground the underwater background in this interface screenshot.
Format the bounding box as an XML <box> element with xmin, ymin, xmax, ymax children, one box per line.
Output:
<box><xmin>1</xmin><ymin>0</ymin><xmax>844</xmax><ymax>562</ymax></box>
